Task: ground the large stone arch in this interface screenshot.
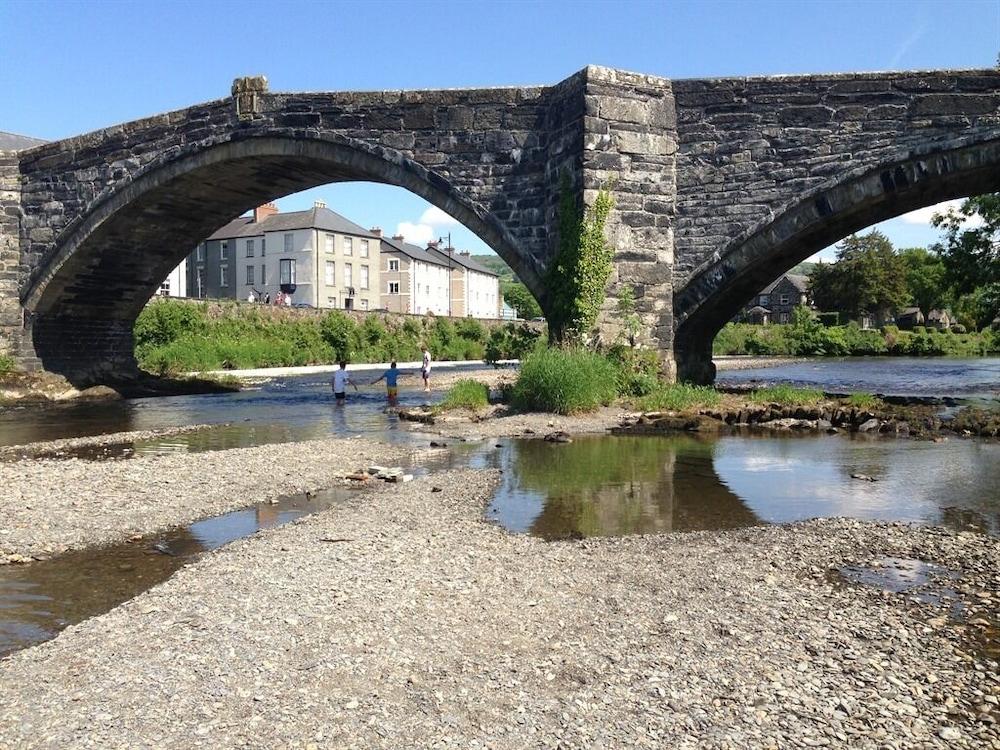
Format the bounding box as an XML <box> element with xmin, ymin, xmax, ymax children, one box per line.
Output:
<box><xmin>23</xmin><ymin>132</ymin><xmax>546</xmax><ymax>383</ymax></box>
<box><xmin>672</xmin><ymin>136</ymin><xmax>1000</xmax><ymax>383</ymax></box>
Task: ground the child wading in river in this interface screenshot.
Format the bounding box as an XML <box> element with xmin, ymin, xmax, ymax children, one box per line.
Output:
<box><xmin>331</xmin><ymin>361</ymin><xmax>358</xmax><ymax>404</ymax></box>
<box><xmin>420</xmin><ymin>346</ymin><xmax>432</xmax><ymax>392</ymax></box>
<box><xmin>370</xmin><ymin>361</ymin><xmax>409</xmax><ymax>403</ymax></box>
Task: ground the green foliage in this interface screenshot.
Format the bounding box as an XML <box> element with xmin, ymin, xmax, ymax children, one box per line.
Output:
<box><xmin>438</xmin><ymin>379</ymin><xmax>490</xmax><ymax>411</ymax></box>
<box><xmin>547</xmin><ymin>177</ymin><xmax>615</xmax><ymax>343</ymax></box>
<box><xmin>898</xmin><ymin>246</ymin><xmax>949</xmax><ymax>318</ymax></box>
<box><xmin>133</xmin><ymin>299</ymin><xmax>497</xmax><ymax>373</ymax></box>
<box><xmin>809</xmin><ymin>230</ymin><xmax>909</xmax><ymax>324</ymax></box>
<box><xmin>846</xmin><ymin>392</ymin><xmax>884</xmax><ymax>410</ymax></box>
<box><xmin>635</xmin><ymin>383</ymin><xmax>721</xmax><ymax>412</ymax></box>
<box><xmin>511</xmin><ymin>347</ymin><xmax>619</xmax><ymax>414</ymax></box>
<box><xmin>0</xmin><ymin>352</ymin><xmax>14</xmax><ymax>374</ymax></box>
<box><xmin>484</xmin><ymin>323</ymin><xmax>542</xmax><ymax>364</ymax></box>
<box><xmin>500</xmin><ymin>280</ymin><xmax>542</xmax><ymax>320</ymax></box>
<box><xmin>932</xmin><ymin>193</ymin><xmax>1000</xmax><ymax>295</ymax></box>
<box><xmin>747</xmin><ymin>385</ymin><xmax>824</xmax><ymax>405</ymax></box>
<box><xmin>615</xmin><ymin>285</ymin><xmax>643</xmax><ymax>347</ymax></box>
<box><xmin>606</xmin><ymin>344</ymin><xmax>660</xmax><ymax>397</ymax></box>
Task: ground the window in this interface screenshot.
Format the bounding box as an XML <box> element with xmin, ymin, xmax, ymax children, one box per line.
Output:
<box><xmin>327</xmin><ymin>297</ymin><xmax>337</xmax><ymax>308</ymax></box>
<box><xmin>360</xmin><ymin>239</ymin><xmax>369</xmax><ymax>258</ymax></box>
<box><xmin>220</xmin><ymin>264</ymin><xmax>229</xmax><ymax>286</ymax></box>
<box><xmin>280</xmin><ymin>259</ymin><xmax>296</xmax><ymax>285</ymax></box>
<box><xmin>360</xmin><ymin>265</ymin><xmax>369</xmax><ymax>289</ymax></box>
<box><xmin>246</xmin><ymin>265</ymin><xmax>255</xmax><ymax>285</ymax></box>
<box><xmin>260</xmin><ymin>264</ymin><xmax>266</xmax><ymax>285</ymax></box>
<box><xmin>388</xmin><ymin>281</ymin><xmax>400</xmax><ymax>295</ymax></box>
<box><xmin>344</xmin><ymin>263</ymin><xmax>353</xmax><ymax>288</ymax></box>
<box><xmin>343</xmin><ymin>237</ymin><xmax>353</xmax><ymax>256</ymax></box>
<box><xmin>779</xmin><ymin>312</ymin><xmax>790</xmax><ymax>323</ymax></box>
<box><xmin>325</xmin><ymin>234</ymin><xmax>335</xmax><ymax>253</ymax></box>
<box><xmin>261</xmin><ymin>238</ymin><xmax>266</xmax><ymax>256</ymax></box>
<box><xmin>359</xmin><ymin>299</ymin><xmax>369</xmax><ymax>310</ymax></box>
<box><xmin>220</xmin><ymin>241</ymin><xmax>229</xmax><ymax>260</ymax></box>
<box><xmin>283</xmin><ymin>234</ymin><xmax>293</xmax><ymax>252</ymax></box>
<box><xmin>759</xmin><ymin>294</ymin><xmax>769</xmax><ymax>306</ymax></box>
<box><xmin>196</xmin><ymin>268</ymin><xmax>206</xmax><ymax>298</ymax></box>
<box><xmin>196</xmin><ymin>244</ymin><xmax>205</xmax><ymax>261</ymax></box>
<box><xmin>779</xmin><ymin>294</ymin><xmax>789</xmax><ymax>306</ymax></box>
<box><xmin>246</xmin><ymin>239</ymin><xmax>255</xmax><ymax>258</ymax></box>
<box><xmin>325</xmin><ymin>261</ymin><xmax>336</xmax><ymax>286</ymax></box>
<box><xmin>388</xmin><ymin>259</ymin><xmax>399</xmax><ymax>272</ymax></box>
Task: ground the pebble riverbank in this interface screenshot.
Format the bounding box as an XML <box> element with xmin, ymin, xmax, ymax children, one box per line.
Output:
<box><xmin>0</xmin><ymin>468</ymin><xmax>996</xmax><ymax>748</ymax></box>
<box><xmin>0</xmin><ymin>436</ymin><xmax>407</xmax><ymax>565</ymax></box>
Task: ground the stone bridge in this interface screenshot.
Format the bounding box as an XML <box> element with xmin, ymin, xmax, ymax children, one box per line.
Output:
<box><xmin>2</xmin><ymin>66</ymin><xmax>999</xmax><ymax>385</ymax></box>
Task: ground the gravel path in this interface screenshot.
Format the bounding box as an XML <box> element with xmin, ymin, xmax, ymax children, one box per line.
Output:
<box><xmin>0</xmin><ymin>436</ymin><xmax>407</xmax><ymax>565</ymax></box>
<box><xmin>417</xmin><ymin>405</ymin><xmax>632</xmax><ymax>440</ymax></box>
<box><xmin>0</xmin><ymin>468</ymin><xmax>996</xmax><ymax>748</ymax></box>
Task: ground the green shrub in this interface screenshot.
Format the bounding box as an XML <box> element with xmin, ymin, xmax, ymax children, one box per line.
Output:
<box><xmin>438</xmin><ymin>379</ymin><xmax>490</xmax><ymax>411</ymax></box>
<box><xmin>846</xmin><ymin>392</ymin><xmax>884</xmax><ymax>410</ymax></box>
<box><xmin>0</xmin><ymin>352</ymin><xmax>15</xmax><ymax>374</ymax></box>
<box><xmin>747</xmin><ymin>385</ymin><xmax>824</xmax><ymax>405</ymax></box>
<box><xmin>484</xmin><ymin>323</ymin><xmax>542</xmax><ymax>364</ymax></box>
<box><xmin>606</xmin><ymin>344</ymin><xmax>661</xmax><ymax>397</ymax></box>
<box><xmin>512</xmin><ymin>347</ymin><xmax>618</xmax><ymax>414</ymax></box>
<box><xmin>319</xmin><ymin>312</ymin><xmax>360</xmax><ymax>360</ymax></box>
<box><xmin>636</xmin><ymin>383</ymin><xmax>721</xmax><ymax>412</ymax></box>
<box><xmin>455</xmin><ymin>318</ymin><xmax>487</xmax><ymax>343</ymax></box>
<box><xmin>134</xmin><ymin>300</ymin><xmax>206</xmax><ymax>356</ymax></box>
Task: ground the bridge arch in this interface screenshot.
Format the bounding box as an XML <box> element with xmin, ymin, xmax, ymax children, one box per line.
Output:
<box><xmin>673</xmin><ymin>136</ymin><xmax>1000</xmax><ymax>384</ymax></box>
<box><xmin>24</xmin><ymin>132</ymin><xmax>537</xmax><ymax>383</ymax></box>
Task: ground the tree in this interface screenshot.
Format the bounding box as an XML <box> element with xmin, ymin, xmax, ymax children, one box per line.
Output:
<box><xmin>898</xmin><ymin>247</ymin><xmax>949</xmax><ymax>319</ymax></box>
<box><xmin>931</xmin><ymin>194</ymin><xmax>1000</xmax><ymax>294</ymax></box>
<box><xmin>808</xmin><ymin>230</ymin><xmax>909</xmax><ymax>324</ymax></box>
<box><xmin>500</xmin><ymin>281</ymin><xmax>542</xmax><ymax>320</ymax></box>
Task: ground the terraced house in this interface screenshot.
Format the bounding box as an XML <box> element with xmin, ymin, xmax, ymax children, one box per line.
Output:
<box><xmin>186</xmin><ymin>202</ymin><xmax>380</xmax><ymax>310</ymax></box>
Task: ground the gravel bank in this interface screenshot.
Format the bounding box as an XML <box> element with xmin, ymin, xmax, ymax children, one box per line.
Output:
<box><xmin>0</xmin><ymin>424</ymin><xmax>219</xmax><ymax>461</ymax></box>
<box><xmin>1</xmin><ymin>468</ymin><xmax>996</xmax><ymax>748</ymax></box>
<box><xmin>714</xmin><ymin>356</ymin><xmax>810</xmax><ymax>371</ymax></box>
<box><xmin>415</xmin><ymin>405</ymin><xmax>631</xmax><ymax>440</ymax></box>
<box><xmin>0</xmin><ymin>436</ymin><xmax>407</xmax><ymax>565</ymax></box>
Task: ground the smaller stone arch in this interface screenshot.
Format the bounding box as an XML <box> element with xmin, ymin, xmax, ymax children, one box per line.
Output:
<box><xmin>673</xmin><ymin>137</ymin><xmax>1000</xmax><ymax>383</ymax></box>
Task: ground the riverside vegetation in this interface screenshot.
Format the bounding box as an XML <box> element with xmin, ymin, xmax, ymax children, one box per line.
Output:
<box><xmin>133</xmin><ymin>299</ymin><xmax>541</xmax><ymax>374</ymax></box>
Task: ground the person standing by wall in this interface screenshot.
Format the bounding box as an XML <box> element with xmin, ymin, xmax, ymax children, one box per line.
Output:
<box><xmin>420</xmin><ymin>346</ymin><xmax>432</xmax><ymax>392</ymax></box>
<box><xmin>331</xmin><ymin>361</ymin><xmax>357</xmax><ymax>404</ymax></box>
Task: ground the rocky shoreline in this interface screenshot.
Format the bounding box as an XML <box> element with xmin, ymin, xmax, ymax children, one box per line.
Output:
<box><xmin>0</xmin><ymin>436</ymin><xmax>408</xmax><ymax>565</ymax></box>
<box><xmin>0</xmin><ymin>468</ymin><xmax>996</xmax><ymax>748</ymax></box>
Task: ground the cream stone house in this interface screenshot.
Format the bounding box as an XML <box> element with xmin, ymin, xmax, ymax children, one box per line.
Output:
<box><xmin>186</xmin><ymin>202</ymin><xmax>380</xmax><ymax>310</ymax></box>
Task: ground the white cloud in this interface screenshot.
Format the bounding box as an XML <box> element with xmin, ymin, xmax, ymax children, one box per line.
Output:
<box><xmin>419</xmin><ymin>206</ymin><xmax>460</xmax><ymax>226</ymax></box>
<box><xmin>394</xmin><ymin>222</ymin><xmax>435</xmax><ymax>246</ymax></box>
<box><xmin>898</xmin><ymin>200</ymin><xmax>983</xmax><ymax>228</ymax></box>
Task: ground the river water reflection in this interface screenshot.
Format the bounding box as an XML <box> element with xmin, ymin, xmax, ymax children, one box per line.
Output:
<box><xmin>440</xmin><ymin>434</ymin><xmax>1000</xmax><ymax>539</ymax></box>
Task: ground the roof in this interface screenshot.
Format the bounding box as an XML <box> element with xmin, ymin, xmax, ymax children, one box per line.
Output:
<box><xmin>206</xmin><ymin>206</ymin><xmax>377</xmax><ymax>241</ymax></box>
<box><xmin>0</xmin><ymin>131</ymin><xmax>47</xmax><ymax>151</ymax></box>
<box><xmin>379</xmin><ymin>236</ymin><xmax>451</xmax><ymax>267</ymax></box>
<box><xmin>425</xmin><ymin>247</ymin><xmax>498</xmax><ymax>276</ymax></box>
<box><xmin>761</xmin><ymin>273</ymin><xmax>809</xmax><ymax>294</ymax></box>
<box><xmin>746</xmin><ymin>305</ymin><xmax>771</xmax><ymax>315</ymax></box>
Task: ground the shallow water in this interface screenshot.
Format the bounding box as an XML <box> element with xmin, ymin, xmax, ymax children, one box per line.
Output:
<box><xmin>437</xmin><ymin>433</ymin><xmax>1000</xmax><ymax>539</ymax></box>
<box><xmin>0</xmin><ymin>486</ymin><xmax>361</xmax><ymax>658</ymax></box>
<box><xmin>718</xmin><ymin>356</ymin><xmax>1000</xmax><ymax>400</ymax></box>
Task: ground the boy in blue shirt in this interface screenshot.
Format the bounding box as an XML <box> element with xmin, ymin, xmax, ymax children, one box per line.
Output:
<box><xmin>371</xmin><ymin>361</ymin><xmax>408</xmax><ymax>403</ymax></box>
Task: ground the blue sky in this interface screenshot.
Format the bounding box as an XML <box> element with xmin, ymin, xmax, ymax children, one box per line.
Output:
<box><xmin>3</xmin><ymin>0</ymin><xmax>998</xmax><ymax>264</ymax></box>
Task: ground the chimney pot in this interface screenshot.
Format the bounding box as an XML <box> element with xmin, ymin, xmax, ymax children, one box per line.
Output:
<box><xmin>392</xmin><ymin>234</ymin><xmax>405</xmax><ymax>242</ymax></box>
<box><xmin>313</xmin><ymin>200</ymin><xmax>326</xmax><ymax>209</ymax></box>
<box><xmin>253</xmin><ymin>202</ymin><xmax>279</xmax><ymax>223</ymax></box>
<box><xmin>369</xmin><ymin>227</ymin><xmax>382</xmax><ymax>236</ymax></box>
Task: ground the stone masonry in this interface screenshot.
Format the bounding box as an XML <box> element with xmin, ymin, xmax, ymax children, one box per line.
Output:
<box><xmin>2</xmin><ymin>66</ymin><xmax>999</xmax><ymax>385</ymax></box>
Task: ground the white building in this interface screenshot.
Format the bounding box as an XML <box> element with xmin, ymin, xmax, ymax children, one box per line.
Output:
<box><xmin>379</xmin><ymin>234</ymin><xmax>452</xmax><ymax>315</ymax></box>
<box><xmin>426</xmin><ymin>245</ymin><xmax>501</xmax><ymax>318</ymax></box>
<box><xmin>159</xmin><ymin>258</ymin><xmax>188</xmax><ymax>297</ymax></box>
<box><xmin>186</xmin><ymin>202</ymin><xmax>380</xmax><ymax>310</ymax></box>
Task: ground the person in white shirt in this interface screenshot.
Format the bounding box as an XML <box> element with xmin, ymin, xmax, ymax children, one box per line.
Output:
<box><xmin>246</xmin><ymin>291</ymin><xmax>255</xmax><ymax>303</ymax></box>
<box><xmin>420</xmin><ymin>346</ymin><xmax>432</xmax><ymax>392</ymax></box>
<box><xmin>331</xmin><ymin>361</ymin><xmax>357</xmax><ymax>403</ymax></box>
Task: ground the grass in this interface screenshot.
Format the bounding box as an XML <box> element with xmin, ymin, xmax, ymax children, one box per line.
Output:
<box><xmin>438</xmin><ymin>379</ymin><xmax>490</xmax><ymax>411</ymax></box>
<box><xmin>845</xmin><ymin>391</ymin><xmax>884</xmax><ymax>410</ymax></box>
<box><xmin>635</xmin><ymin>383</ymin><xmax>722</xmax><ymax>412</ymax></box>
<box><xmin>746</xmin><ymin>384</ymin><xmax>825</xmax><ymax>405</ymax></box>
<box><xmin>0</xmin><ymin>353</ymin><xmax>14</xmax><ymax>375</ymax></box>
<box><xmin>511</xmin><ymin>347</ymin><xmax>619</xmax><ymax>415</ymax></box>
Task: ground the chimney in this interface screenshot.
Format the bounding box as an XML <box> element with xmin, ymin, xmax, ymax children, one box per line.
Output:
<box><xmin>313</xmin><ymin>200</ymin><xmax>326</xmax><ymax>209</ymax></box>
<box><xmin>392</xmin><ymin>234</ymin><xmax>405</xmax><ymax>243</ymax></box>
<box><xmin>427</xmin><ymin>240</ymin><xmax>440</xmax><ymax>249</ymax></box>
<box><xmin>253</xmin><ymin>202</ymin><xmax>278</xmax><ymax>223</ymax></box>
<box><xmin>459</xmin><ymin>250</ymin><xmax>470</xmax><ymax>257</ymax></box>
<box><xmin>369</xmin><ymin>227</ymin><xmax>382</xmax><ymax>237</ymax></box>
